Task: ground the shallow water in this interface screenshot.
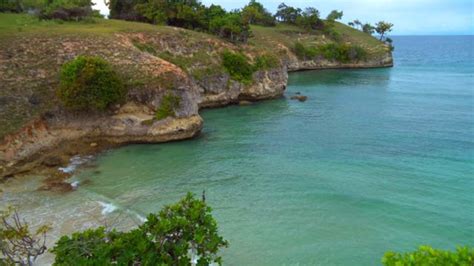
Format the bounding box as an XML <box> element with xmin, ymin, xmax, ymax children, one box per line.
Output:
<box><xmin>2</xmin><ymin>36</ymin><xmax>473</xmax><ymax>265</ymax></box>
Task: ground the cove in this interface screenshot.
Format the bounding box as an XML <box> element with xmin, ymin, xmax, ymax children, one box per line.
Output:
<box><xmin>2</xmin><ymin>36</ymin><xmax>473</xmax><ymax>265</ymax></box>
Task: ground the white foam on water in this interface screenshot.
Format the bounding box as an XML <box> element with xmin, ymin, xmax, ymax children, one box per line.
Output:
<box><xmin>70</xmin><ymin>181</ymin><xmax>80</xmax><ymax>189</ymax></box>
<box><xmin>135</xmin><ymin>213</ymin><xmax>147</xmax><ymax>223</ymax></box>
<box><xmin>59</xmin><ymin>155</ymin><xmax>94</xmax><ymax>174</ymax></box>
<box><xmin>98</xmin><ymin>201</ymin><xmax>118</xmax><ymax>215</ymax></box>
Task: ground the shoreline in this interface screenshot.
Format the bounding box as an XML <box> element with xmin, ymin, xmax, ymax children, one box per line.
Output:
<box><xmin>0</xmin><ymin>57</ymin><xmax>393</xmax><ymax>181</ymax></box>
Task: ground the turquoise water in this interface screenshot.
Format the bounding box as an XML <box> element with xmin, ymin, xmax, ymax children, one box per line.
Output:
<box><xmin>30</xmin><ymin>36</ymin><xmax>474</xmax><ymax>265</ymax></box>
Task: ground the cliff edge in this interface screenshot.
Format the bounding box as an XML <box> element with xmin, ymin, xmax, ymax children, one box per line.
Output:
<box><xmin>0</xmin><ymin>14</ymin><xmax>393</xmax><ymax>177</ymax></box>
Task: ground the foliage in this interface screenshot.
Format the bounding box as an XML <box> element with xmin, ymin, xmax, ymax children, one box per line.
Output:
<box><xmin>155</xmin><ymin>93</ymin><xmax>180</xmax><ymax>120</ymax></box>
<box><xmin>326</xmin><ymin>10</ymin><xmax>343</xmax><ymax>21</ymax></box>
<box><xmin>39</xmin><ymin>0</ymin><xmax>93</xmax><ymax>20</ymax></box>
<box><xmin>52</xmin><ymin>193</ymin><xmax>228</xmax><ymax>265</ymax></box>
<box><xmin>295</xmin><ymin>7</ymin><xmax>323</xmax><ymax>30</ymax></box>
<box><xmin>362</xmin><ymin>23</ymin><xmax>375</xmax><ymax>35</ymax></box>
<box><xmin>275</xmin><ymin>3</ymin><xmax>301</xmax><ymax>24</ymax></box>
<box><xmin>382</xmin><ymin>245</ymin><xmax>474</xmax><ymax>266</ymax></box>
<box><xmin>254</xmin><ymin>54</ymin><xmax>279</xmax><ymax>70</ymax></box>
<box><xmin>209</xmin><ymin>11</ymin><xmax>251</xmax><ymax>43</ymax></box>
<box><xmin>241</xmin><ymin>0</ymin><xmax>275</xmax><ymax>26</ymax></box>
<box><xmin>0</xmin><ymin>0</ymin><xmax>23</xmax><ymax>12</ymax></box>
<box><xmin>293</xmin><ymin>41</ymin><xmax>318</xmax><ymax>59</ymax></box>
<box><xmin>293</xmin><ymin>42</ymin><xmax>367</xmax><ymax>63</ymax></box>
<box><xmin>221</xmin><ymin>50</ymin><xmax>255</xmax><ymax>84</ymax></box>
<box><xmin>115</xmin><ymin>0</ymin><xmax>252</xmax><ymax>43</ymax></box>
<box><xmin>375</xmin><ymin>21</ymin><xmax>393</xmax><ymax>40</ymax></box>
<box><xmin>109</xmin><ymin>0</ymin><xmax>147</xmax><ymax>22</ymax></box>
<box><xmin>0</xmin><ymin>207</ymin><xmax>51</xmax><ymax>266</ymax></box>
<box><xmin>57</xmin><ymin>56</ymin><xmax>125</xmax><ymax>111</ymax></box>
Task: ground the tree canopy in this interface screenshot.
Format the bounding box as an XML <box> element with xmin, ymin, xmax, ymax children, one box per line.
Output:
<box><xmin>375</xmin><ymin>21</ymin><xmax>394</xmax><ymax>40</ymax></box>
<box><xmin>52</xmin><ymin>193</ymin><xmax>228</xmax><ymax>265</ymax></box>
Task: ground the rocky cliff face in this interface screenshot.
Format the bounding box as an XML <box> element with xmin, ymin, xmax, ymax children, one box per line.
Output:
<box><xmin>0</xmin><ymin>30</ymin><xmax>392</xmax><ymax>178</ymax></box>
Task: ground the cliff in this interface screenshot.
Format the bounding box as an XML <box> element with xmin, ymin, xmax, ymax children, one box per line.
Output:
<box><xmin>0</xmin><ymin>14</ymin><xmax>393</xmax><ymax>177</ymax></box>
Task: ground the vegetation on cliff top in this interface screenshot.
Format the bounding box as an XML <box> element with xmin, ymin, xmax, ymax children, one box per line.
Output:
<box><xmin>0</xmin><ymin>0</ymin><xmax>393</xmax><ymax>139</ymax></box>
<box><xmin>57</xmin><ymin>56</ymin><xmax>125</xmax><ymax>111</ymax></box>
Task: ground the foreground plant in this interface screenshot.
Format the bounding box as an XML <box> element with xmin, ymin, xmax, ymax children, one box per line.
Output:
<box><xmin>52</xmin><ymin>193</ymin><xmax>228</xmax><ymax>265</ymax></box>
<box><xmin>0</xmin><ymin>207</ymin><xmax>51</xmax><ymax>266</ymax></box>
<box><xmin>382</xmin><ymin>245</ymin><xmax>474</xmax><ymax>266</ymax></box>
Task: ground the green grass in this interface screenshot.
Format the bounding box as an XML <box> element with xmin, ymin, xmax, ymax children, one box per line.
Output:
<box><xmin>251</xmin><ymin>21</ymin><xmax>387</xmax><ymax>58</ymax></box>
<box><xmin>0</xmin><ymin>13</ymin><xmax>172</xmax><ymax>38</ymax></box>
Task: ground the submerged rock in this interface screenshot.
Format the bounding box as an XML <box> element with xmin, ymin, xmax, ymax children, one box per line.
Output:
<box><xmin>290</xmin><ymin>95</ymin><xmax>308</xmax><ymax>102</ymax></box>
<box><xmin>239</xmin><ymin>100</ymin><xmax>253</xmax><ymax>106</ymax></box>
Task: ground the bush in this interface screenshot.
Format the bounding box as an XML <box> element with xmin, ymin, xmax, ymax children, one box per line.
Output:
<box><xmin>382</xmin><ymin>246</ymin><xmax>474</xmax><ymax>266</ymax></box>
<box><xmin>52</xmin><ymin>193</ymin><xmax>228</xmax><ymax>265</ymax></box>
<box><xmin>221</xmin><ymin>50</ymin><xmax>254</xmax><ymax>84</ymax></box>
<box><xmin>57</xmin><ymin>56</ymin><xmax>125</xmax><ymax>111</ymax></box>
<box><xmin>155</xmin><ymin>93</ymin><xmax>180</xmax><ymax>120</ymax></box>
<box><xmin>39</xmin><ymin>0</ymin><xmax>93</xmax><ymax>20</ymax></box>
<box><xmin>0</xmin><ymin>0</ymin><xmax>22</xmax><ymax>12</ymax></box>
<box><xmin>254</xmin><ymin>54</ymin><xmax>280</xmax><ymax>70</ymax></box>
<box><xmin>293</xmin><ymin>42</ymin><xmax>367</xmax><ymax>63</ymax></box>
<box><xmin>293</xmin><ymin>41</ymin><xmax>318</xmax><ymax>60</ymax></box>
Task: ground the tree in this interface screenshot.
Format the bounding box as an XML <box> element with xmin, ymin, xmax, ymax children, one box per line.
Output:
<box><xmin>362</xmin><ymin>23</ymin><xmax>375</xmax><ymax>35</ymax></box>
<box><xmin>39</xmin><ymin>0</ymin><xmax>95</xmax><ymax>20</ymax></box>
<box><xmin>108</xmin><ymin>0</ymin><xmax>147</xmax><ymax>21</ymax></box>
<box><xmin>209</xmin><ymin>11</ymin><xmax>251</xmax><ymax>43</ymax></box>
<box><xmin>275</xmin><ymin>2</ymin><xmax>301</xmax><ymax>24</ymax></box>
<box><xmin>52</xmin><ymin>193</ymin><xmax>228</xmax><ymax>265</ymax></box>
<box><xmin>0</xmin><ymin>207</ymin><xmax>50</xmax><ymax>266</ymax></box>
<box><xmin>241</xmin><ymin>0</ymin><xmax>275</xmax><ymax>26</ymax></box>
<box><xmin>326</xmin><ymin>10</ymin><xmax>343</xmax><ymax>21</ymax></box>
<box><xmin>353</xmin><ymin>19</ymin><xmax>362</xmax><ymax>29</ymax></box>
<box><xmin>296</xmin><ymin>7</ymin><xmax>323</xmax><ymax>30</ymax></box>
<box><xmin>375</xmin><ymin>21</ymin><xmax>393</xmax><ymax>41</ymax></box>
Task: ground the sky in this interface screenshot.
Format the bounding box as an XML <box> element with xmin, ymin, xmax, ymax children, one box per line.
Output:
<box><xmin>92</xmin><ymin>0</ymin><xmax>474</xmax><ymax>35</ymax></box>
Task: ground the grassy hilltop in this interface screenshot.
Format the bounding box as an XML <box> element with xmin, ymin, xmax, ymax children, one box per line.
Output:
<box><xmin>0</xmin><ymin>12</ymin><xmax>391</xmax><ymax>139</ymax></box>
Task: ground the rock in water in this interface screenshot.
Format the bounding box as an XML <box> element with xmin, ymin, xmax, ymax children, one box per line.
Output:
<box><xmin>239</xmin><ymin>100</ymin><xmax>253</xmax><ymax>106</ymax></box>
<box><xmin>290</xmin><ymin>95</ymin><xmax>308</xmax><ymax>102</ymax></box>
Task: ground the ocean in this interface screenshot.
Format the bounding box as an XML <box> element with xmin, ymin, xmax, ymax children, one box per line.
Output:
<box><xmin>2</xmin><ymin>36</ymin><xmax>473</xmax><ymax>265</ymax></box>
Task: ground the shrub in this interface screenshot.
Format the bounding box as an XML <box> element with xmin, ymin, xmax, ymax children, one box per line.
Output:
<box><xmin>155</xmin><ymin>93</ymin><xmax>180</xmax><ymax>120</ymax></box>
<box><xmin>293</xmin><ymin>41</ymin><xmax>318</xmax><ymax>60</ymax></box>
<box><xmin>382</xmin><ymin>245</ymin><xmax>474</xmax><ymax>266</ymax></box>
<box><xmin>221</xmin><ymin>50</ymin><xmax>254</xmax><ymax>84</ymax></box>
<box><xmin>293</xmin><ymin>42</ymin><xmax>367</xmax><ymax>63</ymax></box>
<box><xmin>57</xmin><ymin>56</ymin><xmax>125</xmax><ymax>111</ymax></box>
<box><xmin>52</xmin><ymin>193</ymin><xmax>228</xmax><ymax>265</ymax></box>
<box><xmin>319</xmin><ymin>43</ymin><xmax>367</xmax><ymax>62</ymax></box>
<box><xmin>0</xmin><ymin>0</ymin><xmax>22</xmax><ymax>12</ymax></box>
<box><xmin>39</xmin><ymin>0</ymin><xmax>93</xmax><ymax>20</ymax></box>
<box><xmin>254</xmin><ymin>54</ymin><xmax>280</xmax><ymax>70</ymax></box>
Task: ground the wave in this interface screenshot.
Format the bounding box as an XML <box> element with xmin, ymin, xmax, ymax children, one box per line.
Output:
<box><xmin>59</xmin><ymin>155</ymin><xmax>94</xmax><ymax>174</ymax></box>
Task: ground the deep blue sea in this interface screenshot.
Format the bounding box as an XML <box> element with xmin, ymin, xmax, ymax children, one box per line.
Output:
<box><xmin>4</xmin><ymin>36</ymin><xmax>474</xmax><ymax>265</ymax></box>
